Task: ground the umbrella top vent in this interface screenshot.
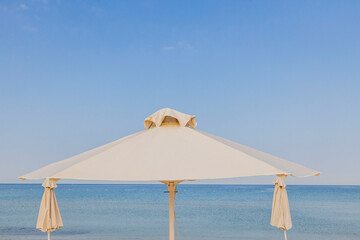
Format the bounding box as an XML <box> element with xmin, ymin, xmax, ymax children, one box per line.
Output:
<box><xmin>144</xmin><ymin>108</ymin><xmax>197</xmax><ymax>129</ymax></box>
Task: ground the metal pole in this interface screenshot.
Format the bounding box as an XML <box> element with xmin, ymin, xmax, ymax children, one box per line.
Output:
<box><xmin>168</xmin><ymin>182</ymin><xmax>176</xmax><ymax>240</ymax></box>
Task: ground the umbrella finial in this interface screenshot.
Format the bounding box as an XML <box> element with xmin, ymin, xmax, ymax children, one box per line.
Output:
<box><xmin>144</xmin><ymin>108</ymin><xmax>197</xmax><ymax>129</ymax></box>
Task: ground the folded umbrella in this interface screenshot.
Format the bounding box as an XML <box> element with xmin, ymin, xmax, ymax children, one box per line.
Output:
<box><xmin>36</xmin><ymin>178</ymin><xmax>63</xmax><ymax>240</ymax></box>
<box><xmin>271</xmin><ymin>175</ymin><xmax>292</xmax><ymax>240</ymax></box>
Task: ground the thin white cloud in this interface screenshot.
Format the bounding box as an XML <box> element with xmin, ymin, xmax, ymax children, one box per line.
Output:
<box><xmin>177</xmin><ymin>41</ymin><xmax>192</xmax><ymax>49</ymax></box>
<box><xmin>162</xmin><ymin>41</ymin><xmax>192</xmax><ymax>51</ymax></box>
<box><xmin>20</xmin><ymin>4</ymin><xmax>28</xmax><ymax>10</ymax></box>
<box><xmin>22</xmin><ymin>25</ymin><xmax>36</xmax><ymax>33</ymax></box>
<box><xmin>163</xmin><ymin>46</ymin><xmax>176</xmax><ymax>51</ymax></box>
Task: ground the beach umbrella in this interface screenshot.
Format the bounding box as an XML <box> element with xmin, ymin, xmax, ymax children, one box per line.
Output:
<box><xmin>36</xmin><ymin>178</ymin><xmax>63</xmax><ymax>240</ymax></box>
<box><xmin>271</xmin><ymin>175</ymin><xmax>292</xmax><ymax>240</ymax></box>
<box><xmin>19</xmin><ymin>108</ymin><xmax>319</xmax><ymax>240</ymax></box>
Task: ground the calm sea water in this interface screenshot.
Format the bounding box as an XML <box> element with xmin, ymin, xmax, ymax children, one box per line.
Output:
<box><xmin>0</xmin><ymin>184</ymin><xmax>359</xmax><ymax>240</ymax></box>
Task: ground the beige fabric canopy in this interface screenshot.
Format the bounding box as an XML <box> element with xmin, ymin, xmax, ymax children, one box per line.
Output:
<box><xmin>20</xmin><ymin>108</ymin><xmax>319</xmax><ymax>240</ymax></box>
<box><xmin>20</xmin><ymin>108</ymin><xmax>319</xmax><ymax>181</ymax></box>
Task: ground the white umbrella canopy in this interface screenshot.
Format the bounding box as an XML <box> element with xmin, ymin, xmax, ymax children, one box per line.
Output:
<box><xmin>20</xmin><ymin>108</ymin><xmax>320</xmax><ymax>240</ymax></box>
<box><xmin>19</xmin><ymin>108</ymin><xmax>319</xmax><ymax>181</ymax></box>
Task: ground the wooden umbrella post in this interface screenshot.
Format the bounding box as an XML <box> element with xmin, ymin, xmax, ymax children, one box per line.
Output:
<box><xmin>168</xmin><ymin>182</ymin><xmax>176</xmax><ymax>240</ymax></box>
<box><xmin>161</xmin><ymin>181</ymin><xmax>183</xmax><ymax>240</ymax></box>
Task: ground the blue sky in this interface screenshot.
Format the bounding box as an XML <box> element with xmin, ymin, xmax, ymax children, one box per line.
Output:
<box><xmin>0</xmin><ymin>1</ymin><xmax>359</xmax><ymax>184</ymax></box>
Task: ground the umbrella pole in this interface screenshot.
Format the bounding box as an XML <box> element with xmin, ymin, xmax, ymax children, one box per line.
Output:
<box><xmin>167</xmin><ymin>182</ymin><xmax>176</xmax><ymax>240</ymax></box>
<box><xmin>47</xmin><ymin>231</ymin><xmax>50</xmax><ymax>240</ymax></box>
<box><xmin>284</xmin><ymin>230</ymin><xmax>287</xmax><ymax>240</ymax></box>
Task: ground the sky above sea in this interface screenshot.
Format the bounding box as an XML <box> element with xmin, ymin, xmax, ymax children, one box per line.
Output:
<box><xmin>0</xmin><ymin>1</ymin><xmax>359</xmax><ymax>184</ymax></box>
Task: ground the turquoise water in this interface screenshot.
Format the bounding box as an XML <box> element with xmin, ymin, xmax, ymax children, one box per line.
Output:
<box><xmin>0</xmin><ymin>184</ymin><xmax>359</xmax><ymax>240</ymax></box>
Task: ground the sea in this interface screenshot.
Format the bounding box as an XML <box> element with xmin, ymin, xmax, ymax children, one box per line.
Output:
<box><xmin>0</xmin><ymin>184</ymin><xmax>359</xmax><ymax>240</ymax></box>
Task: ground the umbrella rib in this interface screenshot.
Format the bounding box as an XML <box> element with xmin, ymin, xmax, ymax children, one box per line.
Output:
<box><xmin>192</xmin><ymin>129</ymin><xmax>287</xmax><ymax>175</ymax></box>
<box><xmin>20</xmin><ymin>130</ymin><xmax>148</xmax><ymax>180</ymax></box>
<box><xmin>193</xmin><ymin>129</ymin><xmax>320</xmax><ymax>177</ymax></box>
<box><xmin>50</xmin><ymin>130</ymin><xmax>149</xmax><ymax>179</ymax></box>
